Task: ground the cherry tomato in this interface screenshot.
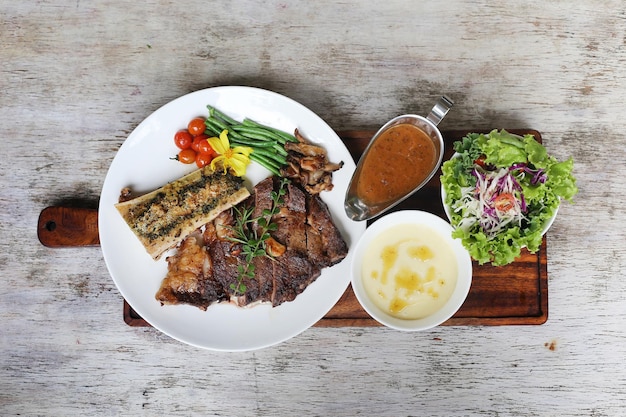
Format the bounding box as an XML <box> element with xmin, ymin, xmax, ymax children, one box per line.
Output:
<box><xmin>494</xmin><ymin>193</ymin><xmax>516</xmax><ymax>213</ymax></box>
<box><xmin>197</xmin><ymin>138</ymin><xmax>215</xmax><ymax>156</ymax></box>
<box><xmin>188</xmin><ymin>117</ymin><xmax>206</xmax><ymax>136</ymax></box>
<box><xmin>195</xmin><ymin>152</ymin><xmax>214</xmax><ymax>168</ymax></box>
<box><xmin>177</xmin><ymin>148</ymin><xmax>197</xmax><ymax>164</ymax></box>
<box><xmin>174</xmin><ymin>130</ymin><xmax>193</xmax><ymax>150</ymax></box>
<box><xmin>474</xmin><ymin>155</ymin><xmax>487</xmax><ymax>168</ymax></box>
<box><xmin>191</xmin><ymin>134</ymin><xmax>209</xmax><ymax>152</ymax></box>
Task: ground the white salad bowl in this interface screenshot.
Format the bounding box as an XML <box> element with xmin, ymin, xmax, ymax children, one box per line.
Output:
<box><xmin>440</xmin><ymin>152</ymin><xmax>559</xmax><ymax>240</ymax></box>
<box><xmin>438</xmin><ymin>128</ymin><xmax>577</xmax><ymax>267</ymax></box>
<box><xmin>350</xmin><ymin>210</ymin><xmax>472</xmax><ymax>331</ymax></box>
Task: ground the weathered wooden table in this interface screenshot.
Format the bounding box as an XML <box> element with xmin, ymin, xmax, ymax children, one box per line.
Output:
<box><xmin>2</xmin><ymin>1</ymin><xmax>625</xmax><ymax>416</ymax></box>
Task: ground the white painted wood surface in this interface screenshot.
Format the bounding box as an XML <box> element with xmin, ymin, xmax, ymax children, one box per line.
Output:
<box><xmin>2</xmin><ymin>0</ymin><xmax>625</xmax><ymax>415</ymax></box>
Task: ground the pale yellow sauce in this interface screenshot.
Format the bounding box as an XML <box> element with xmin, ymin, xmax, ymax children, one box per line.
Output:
<box><xmin>362</xmin><ymin>223</ymin><xmax>458</xmax><ymax>320</ymax></box>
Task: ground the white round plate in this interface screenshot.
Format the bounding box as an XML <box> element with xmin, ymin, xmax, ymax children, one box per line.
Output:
<box><xmin>99</xmin><ymin>86</ymin><xmax>365</xmax><ymax>351</ymax></box>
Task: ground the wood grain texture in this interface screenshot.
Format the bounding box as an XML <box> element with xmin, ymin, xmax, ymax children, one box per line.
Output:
<box><xmin>3</xmin><ymin>1</ymin><xmax>626</xmax><ymax>416</ymax></box>
<box><xmin>115</xmin><ymin>129</ymin><xmax>548</xmax><ymax>327</ymax></box>
<box><xmin>37</xmin><ymin>206</ymin><xmax>100</xmax><ymax>247</ymax></box>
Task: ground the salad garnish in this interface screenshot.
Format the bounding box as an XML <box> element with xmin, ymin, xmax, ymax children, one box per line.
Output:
<box><xmin>441</xmin><ymin>129</ymin><xmax>578</xmax><ymax>266</ymax></box>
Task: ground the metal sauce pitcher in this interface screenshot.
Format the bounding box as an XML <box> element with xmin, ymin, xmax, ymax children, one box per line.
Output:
<box><xmin>344</xmin><ymin>96</ymin><xmax>453</xmax><ymax>221</ymax></box>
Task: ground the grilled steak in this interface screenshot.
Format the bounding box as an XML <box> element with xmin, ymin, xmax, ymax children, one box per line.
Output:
<box><xmin>155</xmin><ymin>176</ymin><xmax>348</xmax><ymax>309</ymax></box>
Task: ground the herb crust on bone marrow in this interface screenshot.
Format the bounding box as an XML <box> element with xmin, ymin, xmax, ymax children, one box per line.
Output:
<box><xmin>115</xmin><ymin>166</ymin><xmax>250</xmax><ymax>260</ymax></box>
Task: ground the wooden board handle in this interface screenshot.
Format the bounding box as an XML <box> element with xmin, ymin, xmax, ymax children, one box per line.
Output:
<box><xmin>37</xmin><ymin>206</ymin><xmax>100</xmax><ymax>247</ymax></box>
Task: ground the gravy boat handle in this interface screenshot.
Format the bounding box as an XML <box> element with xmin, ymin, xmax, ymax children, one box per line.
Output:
<box><xmin>426</xmin><ymin>95</ymin><xmax>454</xmax><ymax>126</ymax></box>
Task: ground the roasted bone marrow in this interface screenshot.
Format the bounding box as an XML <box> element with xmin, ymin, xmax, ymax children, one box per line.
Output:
<box><xmin>115</xmin><ymin>166</ymin><xmax>250</xmax><ymax>260</ymax></box>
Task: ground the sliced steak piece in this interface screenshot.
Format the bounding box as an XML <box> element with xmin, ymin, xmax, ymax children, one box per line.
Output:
<box><xmin>206</xmin><ymin>239</ymin><xmax>242</xmax><ymax>303</ymax></box>
<box><xmin>205</xmin><ymin>205</ymin><xmax>274</xmax><ymax>307</ymax></box>
<box><xmin>247</xmin><ymin>255</ymin><xmax>275</xmax><ymax>304</ymax></box>
<box><xmin>232</xmin><ymin>254</ymin><xmax>275</xmax><ymax>307</ymax></box>
<box><xmin>304</xmin><ymin>223</ymin><xmax>327</xmax><ymax>268</ymax></box>
<box><xmin>271</xmin><ymin>249</ymin><xmax>320</xmax><ymax>306</ymax></box>
<box><xmin>252</xmin><ymin>177</ymin><xmax>274</xmax><ymax>218</ymax></box>
<box><xmin>272</xmin><ymin>182</ymin><xmax>308</xmax><ymax>254</ymax></box>
<box><xmin>306</xmin><ymin>194</ymin><xmax>349</xmax><ymax>267</ymax></box>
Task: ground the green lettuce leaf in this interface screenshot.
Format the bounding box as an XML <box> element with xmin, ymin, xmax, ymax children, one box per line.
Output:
<box><xmin>441</xmin><ymin>129</ymin><xmax>578</xmax><ymax>266</ymax></box>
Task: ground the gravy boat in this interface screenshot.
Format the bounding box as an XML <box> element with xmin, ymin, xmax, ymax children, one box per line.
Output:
<box><xmin>344</xmin><ymin>96</ymin><xmax>453</xmax><ymax>221</ymax></box>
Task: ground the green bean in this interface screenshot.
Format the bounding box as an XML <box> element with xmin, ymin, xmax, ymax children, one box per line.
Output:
<box><xmin>205</xmin><ymin>116</ymin><xmax>231</xmax><ymax>132</ymax></box>
<box><xmin>249</xmin><ymin>151</ymin><xmax>282</xmax><ymax>170</ymax></box>
<box><xmin>249</xmin><ymin>153</ymin><xmax>281</xmax><ymax>176</ymax></box>
<box><xmin>232</xmin><ymin>125</ymin><xmax>286</xmax><ymax>144</ymax></box>
<box><xmin>232</xmin><ymin>128</ymin><xmax>281</xmax><ymax>144</ymax></box>
<box><xmin>272</xmin><ymin>143</ymin><xmax>288</xmax><ymax>156</ymax></box>
<box><xmin>206</xmin><ymin>105</ymin><xmax>297</xmax><ymax>143</ymax></box>
<box><xmin>201</xmin><ymin>106</ymin><xmax>301</xmax><ymax>177</ymax></box>
<box><xmin>203</xmin><ymin>118</ymin><xmax>222</xmax><ymax>136</ymax></box>
<box><xmin>230</xmin><ymin>137</ymin><xmax>277</xmax><ymax>148</ymax></box>
<box><xmin>242</xmin><ymin>118</ymin><xmax>298</xmax><ymax>143</ymax></box>
<box><xmin>207</xmin><ymin>117</ymin><xmax>264</xmax><ymax>147</ymax></box>
<box><xmin>207</xmin><ymin>105</ymin><xmax>239</xmax><ymax>126</ymax></box>
<box><xmin>251</xmin><ymin>147</ymin><xmax>287</xmax><ymax>166</ymax></box>
<box><xmin>207</xmin><ymin>120</ymin><xmax>253</xmax><ymax>144</ymax></box>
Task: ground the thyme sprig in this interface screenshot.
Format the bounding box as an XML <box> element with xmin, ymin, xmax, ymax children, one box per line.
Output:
<box><xmin>227</xmin><ymin>178</ymin><xmax>290</xmax><ymax>295</ymax></box>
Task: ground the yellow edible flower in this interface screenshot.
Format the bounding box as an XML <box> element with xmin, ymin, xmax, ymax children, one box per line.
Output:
<box><xmin>208</xmin><ymin>130</ymin><xmax>252</xmax><ymax>177</ymax></box>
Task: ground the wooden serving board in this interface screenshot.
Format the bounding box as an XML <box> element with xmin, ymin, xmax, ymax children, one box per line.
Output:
<box><xmin>38</xmin><ymin>129</ymin><xmax>548</xmax><ymax>327</ymax></box>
